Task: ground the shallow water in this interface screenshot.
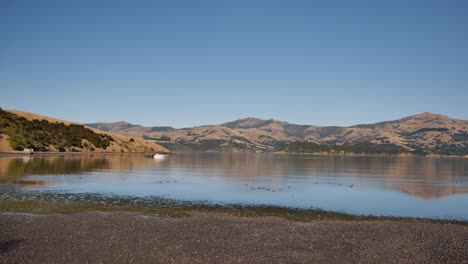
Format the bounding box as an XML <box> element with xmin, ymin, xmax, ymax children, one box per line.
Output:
<box><xmin>1</xmin><ymin>153</ymin><xmax>468</xmax><ymax>220</ymax></box>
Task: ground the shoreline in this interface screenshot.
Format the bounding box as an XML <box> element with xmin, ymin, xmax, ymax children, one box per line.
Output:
<box><xmin>1</xmin><ymin>150</ymin><xmax>467</xmax><ymax>158</ymax></box>
<box><xmin>9</xmin><ymin>149</ymin><xmax>465</xmax><ymax>159</ymax></box>
<box><xmin>1</xmin><ymin>211</ymin><xmax>468</xmax><ymax>263</ymax></box>
<box><xmin>273</xmin><ymin>151</ymin><xmax>468</xmax><ymax>158</ymax></box>
<box><xmin>1</xmin><ymin>198</ymin><xmax>466</xmax><ymax>225</ymax></box>
<box><xmin>0</xmin><ymin>151</ymin><xmax>172</xmax><ymax>156</ymax></box>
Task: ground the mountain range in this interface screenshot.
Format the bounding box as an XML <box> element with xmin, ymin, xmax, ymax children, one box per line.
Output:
<box><xmin>86</xmin><ymin>112</ymin><xmax>468</xmax><ymax>156</ymax></box>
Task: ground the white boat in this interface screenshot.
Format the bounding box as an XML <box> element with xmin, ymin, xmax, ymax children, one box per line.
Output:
<box><xmin>153</xmin><ymin>153</ymin><xmax>166</xmax><ymax>160</ymax></box>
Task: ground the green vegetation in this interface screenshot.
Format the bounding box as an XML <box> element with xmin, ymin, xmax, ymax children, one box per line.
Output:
<box><xmin>410</xmin><ymin>148</ymin><xmax>429</xmax><ymax>156</ymax></box>
<box><xmin>0</xmin><ymin>108</ymin><xmax>114</xmax><ymax>151</ymax></box>
<box><xmin>453</xmin><ymin>132</ymin><xmax>468</xmax><ymax>142</ymax></box>
<box><xmin>279</xmin><ymin>141</ymin><xmax>409</xmax><ymax>155</ymax></box>
<box><xmin>432</xmin><ymin>144</ymin><xmax>468</xmax><ymax>156</ymax></box>
<box><xmin>409</xmin><ymin>127</ymin><xmax>449</xmax><ymax>135</ymax></box>
<box><xmin>143</xmin><ymin>135</ymin><xmax>171</xmax><ymax>141</ymax></box>
<box><xmin>279</xmin><ymin>140</ymin><xmax>468</xmax><ymax>156</ymax></box>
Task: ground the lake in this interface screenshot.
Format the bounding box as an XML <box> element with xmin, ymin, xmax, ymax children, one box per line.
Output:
<box><xmin>1</xmin><ymin>153</ymin><xmax>468</xmax><ymax>220</ymax></box>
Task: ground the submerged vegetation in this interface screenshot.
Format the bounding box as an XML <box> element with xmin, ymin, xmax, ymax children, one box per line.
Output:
<box><xmin>0</xmin><ymin>108</ymin><xmax>114</xmax><ymax>151</ymax></box>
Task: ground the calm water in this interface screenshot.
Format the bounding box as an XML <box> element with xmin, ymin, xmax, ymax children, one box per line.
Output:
<box><xmin>1</xmin><ymin>153</ymin><xmax>468</xmax><ymax>220</ymax></box>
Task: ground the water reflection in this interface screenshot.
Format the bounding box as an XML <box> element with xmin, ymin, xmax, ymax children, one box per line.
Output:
<box><xmin>150</xmin><ymin>153</ymin><xmax>468</xmax><ymax>200</ymax></box>
<box><xmin>1</xmin><ymin>153</ymin><xmax>468</xmax><ymax>199</ymax></box>
<box><xmin>0</xmin><ymin>155</ymin><xmax>109</xmax><ymax>180</ymax></box>
<box><xmin>1</xmin><ymin>153</ymin><xmax>468</xmax><ymax>219</ymax></box>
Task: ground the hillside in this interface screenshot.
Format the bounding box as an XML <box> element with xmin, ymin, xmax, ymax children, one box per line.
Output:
<box><xmin>88</xmin><ymin>113</ymin><xmax>468</xmax><ymax>156</ymax></box>
<box><xmin>0</xmin><ymin>109</ymin><xmax>168</xmax><ymax>153</ymax></box>
<box><xmin>85</xmin><ymin>121</ymin><xmax>174</xmax><ymax>138</ymax></box>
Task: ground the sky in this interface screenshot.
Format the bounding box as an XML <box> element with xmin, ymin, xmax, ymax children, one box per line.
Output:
<box><xmin>1</xmin><ymin>0</ymin><xmax>468</xmax><ymax>128</ymax></box>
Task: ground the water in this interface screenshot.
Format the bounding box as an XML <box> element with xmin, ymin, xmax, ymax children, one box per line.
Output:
<box><xmin>1</xmin><ymin>153</ymin><xmax>468</xmax><ymax>220</ymax></box>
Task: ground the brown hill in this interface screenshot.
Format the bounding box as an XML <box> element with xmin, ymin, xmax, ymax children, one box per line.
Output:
<box><xmin>0</xmin><ymin>109</ymin><xmax>168</xmax><ymax>153</ymax></box>
<box><xmin>86</xmin><ymin>113</ymin><xmax>468</xmax><ymax>155</ymax></box>
<box><xmin>85</xmin><ymin>121</ymin><xmax>174</xmax><ymax>138</ymax></box>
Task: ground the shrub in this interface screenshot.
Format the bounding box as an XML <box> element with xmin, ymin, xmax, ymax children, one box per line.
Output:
<box><xmin>0</xmin><ymin>109</ymin><xmax>115</xmax><ymax>152</ymax></box>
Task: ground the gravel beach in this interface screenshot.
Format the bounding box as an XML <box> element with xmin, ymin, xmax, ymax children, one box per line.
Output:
<box><xmin>1</xmin><ymin>212</ymin><xmax>468</xmax><ymax>263</ymax></box>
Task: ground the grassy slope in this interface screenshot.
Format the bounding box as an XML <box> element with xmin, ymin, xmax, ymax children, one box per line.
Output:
<box><xmin>1</xmin><ymin>109</ymin><xmax>168</xmax><ymax>153</ymax></box>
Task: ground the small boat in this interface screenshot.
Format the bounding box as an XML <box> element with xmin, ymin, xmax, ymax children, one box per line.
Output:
<box><xmin>153</xmin><ymin>153</ymin><xmax>166</xmax><ymax>160</ymax></box>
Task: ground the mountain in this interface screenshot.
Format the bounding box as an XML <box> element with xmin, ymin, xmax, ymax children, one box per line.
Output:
<box><xmin>89</xmin><ymin>113</ymin><xmax>468</xmax><ymax>156</ymax></box>
<box><xmin>85</xmin><ymin>122</ymin><xmax>174</xmax><ymax>137</ymax></box>
<box><xmin>0</xmin><ymin>109</ymin><xmax>168</xmax><ymax>153</ymax></box>
<box><xmin>221</xmin><ymin>117</ymin><xmax>279</xmax><ymax>129</ymax></box>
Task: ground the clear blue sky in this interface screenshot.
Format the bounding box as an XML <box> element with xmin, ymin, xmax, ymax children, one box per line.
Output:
<box><xmin>1</xmin><ymin>0</ymin><xmax>468</xmax><ymax>128</ymax></box>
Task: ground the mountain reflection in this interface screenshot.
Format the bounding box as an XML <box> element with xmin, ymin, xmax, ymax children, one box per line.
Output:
<box><xmin>1</xmin><ymin>153</ymin><xmax>467</xmax><ymax>200</ymax></box>
<box><xmin>0</xmin><ymin>155</ymin><xmax>110</xmax><ymax>178</ymax></box>
<box><xmin>160</xmin><ymin>153</ymin><xmax>468</xmax><ymax>200</ymax></box>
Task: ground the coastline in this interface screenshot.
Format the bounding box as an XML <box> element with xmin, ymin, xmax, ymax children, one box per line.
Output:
<box><xmin>0</xmin><ymin>150</ymin><xmax>172</xmax><ymax>156</ymax></box>
<box><xmin>273</xmin><ymin>151</ymin><xmax>468</xmax><ymax>158</ymax></box>
<box><xmin>1</xmin><ymin>150</ymin><xmax>466</xmax><ymax>158</ymax></box>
